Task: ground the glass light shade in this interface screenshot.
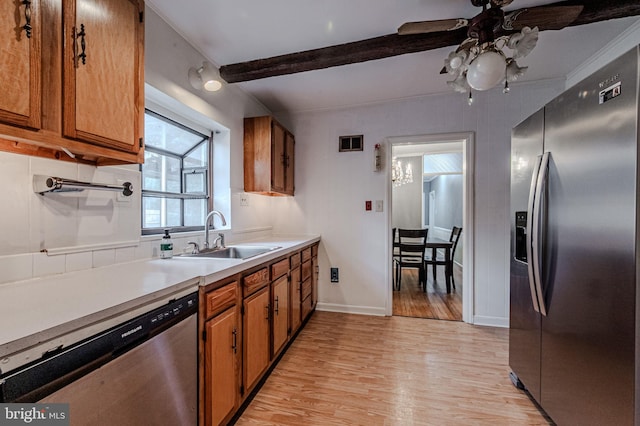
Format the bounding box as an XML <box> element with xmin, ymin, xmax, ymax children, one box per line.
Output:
<box><xmin>466</xmin><ymin>50</ymin><xmax>506</xmax><ymax>91</ymax></box>
<box><xmin>188</xmin><ymin>61</ymin><xmax>222</xmax><ymax>92</ymax></box>
<box><xmin>203</xmin><ymin>79</ymin><xmax>222</xmax><ymax>91</ymax></box>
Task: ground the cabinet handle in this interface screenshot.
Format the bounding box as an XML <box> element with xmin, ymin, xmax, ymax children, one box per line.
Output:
<box><xmin>275</xmin><ymin>296</ymin><xmax>279</xmax><ymax>315</ymax></box>
<box><xmin>21</xmin><ymin>0</ymin><xmax>32</xmax><ymax>39</ymax></box>
<box><xmin>74</xmin><ymin>24</ymin><xmax>87</xmax><ymax>67</ymax></box>
<box><xmin>265</xmin><ymin>304</ymin><xmax>270</xmax><ymax>320</ymax></box>
<box><xmin>281</xmin><ymin>153</ymin><xmax>286</xmax><ymax>166</ymax></box>
<box><xmin>232</xmin><ymin>328</ymin><xmax>237</xmax><ymax>354</ymax></box>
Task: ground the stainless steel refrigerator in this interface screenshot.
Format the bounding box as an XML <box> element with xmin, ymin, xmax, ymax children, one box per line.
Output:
<box><xmin>509</xmin><ymin>46</ymin><xmax>638</xmax><ymax>425</ymax></box>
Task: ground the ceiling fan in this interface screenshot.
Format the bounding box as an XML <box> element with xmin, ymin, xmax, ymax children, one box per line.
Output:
<box><xmin>398</xmin><ymin>0</ymin><xmax>584</xmax><ymax>96</ymax></box>
<box><xmin>397</xmin><ymin>0</ymin><xmax>583</xmax><ymax>40</ymax></box>
<box><xmin>218</xmin><ymin>1</ymin><xmax>640</xmax><ymax>84</ymax></box>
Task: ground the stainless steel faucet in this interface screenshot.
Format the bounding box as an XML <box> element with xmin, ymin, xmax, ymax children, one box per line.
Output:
<box><xmin>203</xmin><ymin>210</ymin><xmax>227</xmax><ymax>249</ymax></box>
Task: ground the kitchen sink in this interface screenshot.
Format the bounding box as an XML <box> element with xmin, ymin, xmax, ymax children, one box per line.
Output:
<box><xmin>178</xmin><ymin>245</ymin><xmax>280</xmax><ymax>260</ymax></box>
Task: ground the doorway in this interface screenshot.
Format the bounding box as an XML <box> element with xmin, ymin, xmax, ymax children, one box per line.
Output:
<box><xmin>386</xmin><ymin>132</ymin><xmax>475</xmax><ymax>323</ymax></box>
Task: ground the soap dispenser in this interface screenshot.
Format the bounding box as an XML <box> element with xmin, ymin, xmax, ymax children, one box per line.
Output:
<box><xmin>160</xmin><ymin>229</ymin><xmax>173</xmax><ymax>259</ymax></box>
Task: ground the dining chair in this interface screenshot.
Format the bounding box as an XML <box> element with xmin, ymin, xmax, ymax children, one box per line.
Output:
<box><xmin>425</xmin><ymin>226</ymin><xmax>462</xmax><ymax>290</ymax></box>
<box><xmin>392</xmin><ymin>228</ymin><xmax>400</xmax><ymax>288</ymax></box>
<box><xmin>393</xmin><ymin>228</ymin><xmax>428</xmax><ymax>291</ymax></box>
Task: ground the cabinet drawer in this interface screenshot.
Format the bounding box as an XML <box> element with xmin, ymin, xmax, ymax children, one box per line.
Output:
<box><xmin>301</xmin><ymin>260</ymin><xmax>312</xmax><ymax>281</ymax></box>
<box><xmin>290</xmin><ymin>252</ymin><xmax>301</xmax><ymax>269</ymax></box>
<box><xmin>301</xmin><ymin>294</ymin><xmax>313</xmax><ymax>320</ymax></box>
<box><xmin>243</xmin><ymin>267</ymin><xmax>269</xmax><ymax>296</ymax></box>
<box><xmin>301</xmin><ymin>278</ymin><xmax>312</xmax><ymax>301</ymax></box>
<box><xmin>271</xmin><ymin>258</ymin><xmax>289</xmax><ymax>280</ymax></box>
<box><xmin>312</xmin><ymin>244</ymin><xmax>318</xmax><ymax>257</ymax></box>
<box><xmin>302</xmin><ymin>247</ymin><xmax>312</xmax><ymax>262</ymax></box>
<box><xmin>205</xmin><ymin>283</ymin><xmax>237</xmax><ymax>319</ymax></box>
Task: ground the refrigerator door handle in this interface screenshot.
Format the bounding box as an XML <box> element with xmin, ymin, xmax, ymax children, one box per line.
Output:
<box><xmin>531</xmin><ymin>152</ymin><xmax>550</xmax><ymax>316</ymax></box>
<box><xmin>526</xmin><ymin>155</ymin><xmax>543</xmax><ymax>313</ymax></box>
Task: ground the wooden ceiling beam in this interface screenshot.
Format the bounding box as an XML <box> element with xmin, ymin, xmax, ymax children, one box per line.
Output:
<box><xmin>219</xmin><ymin>30</ymin><xmax>467</xmax><ymax>83</ymax></box>
<box><xmin>219</xmin><ymin>0</ymin><xmax>640</xmax><ymax>83</ymax></box>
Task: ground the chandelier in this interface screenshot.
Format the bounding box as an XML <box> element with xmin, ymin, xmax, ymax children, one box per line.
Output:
<box><xmin>392</xmin><ymin>158</ymin><xmax>413</xmax><ymax>187</ymax></box>
<box><xmin>443</xmin><ymin>25</ymin><xmax>539</xmax><ymax>104</ymax></box>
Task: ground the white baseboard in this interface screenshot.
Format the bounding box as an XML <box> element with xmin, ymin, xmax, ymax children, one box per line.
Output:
<box><xmin>316</xmin><ymin>303</ymin><xmax>386</xmax><ymax>317</ymax></box>
<box><xmin>473</xmin><ymin>315</ymin><xmax>508</xmax><ymax>328</ymax></box>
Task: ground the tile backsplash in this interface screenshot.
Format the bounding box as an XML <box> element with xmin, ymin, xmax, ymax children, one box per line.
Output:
<box><xmin>0</xmin><ymin>151</ymin><xmax>143</xmax><ymax>285</ymax></box>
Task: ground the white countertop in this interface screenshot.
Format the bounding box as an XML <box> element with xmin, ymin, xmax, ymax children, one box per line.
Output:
<box><xmin>0</xmin><ymin>235</ymin><xmax>319</xmax><ymax>373</ymax></box>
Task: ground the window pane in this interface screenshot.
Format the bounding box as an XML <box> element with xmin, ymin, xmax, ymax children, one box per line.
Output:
<box><xmin>184</xmin><ymin>143</ymin><xmax>207</xmax><ymax>168</ymax></box>
<box><xmin>142</xmin><ymin>197</ymin><xmax>161</xmax><ymax>228</ymax></box>
<box><xmin>184</xmin><ymin>199</ymin><xmax>206</xmax><ymax>227</ymax></box>
<box><xmin>143</xmin><ymin>197</ymin><xmax>182</xmax><ymax>228</ymax></box>
<box><xmin>142</xmin><ymin>151</ymin><xmax>162</xmax><ymax>191</ymax></box>
<box><xmin>145</xmin><ymin>112</ymin><xmax>207</xmax><ymax>155</ymax></box>
<box><xmin>165</xmin><ymin>156</ymin><xmax>181</xmax><ymax>193</ymax></box>
<box><xmin>166</xmin><ymin>198</ymin><xmax>181</xmax><ymax>226</ymax></box>
<box><xmin>143</xmin><ymin>153</ymin><xmax>181</xmax><ymax>193</ymax></box>
<box><xmin>184</xmin><ymin>171</ymin><xmax>205</xmax><ymax>193</ymax></box>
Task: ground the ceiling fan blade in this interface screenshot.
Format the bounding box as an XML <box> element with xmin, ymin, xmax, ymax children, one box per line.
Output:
<box><xmin>398</xmin><ymin>18</ymin><xmax>468</xmax><ymax>35</ymax></box>
<box><xmin>490</xmin><ymin>0</ymin><xmax>514</xmax><ymax>6</ymax></box>
<box><xmin>504</xmin><ymin>5</ymin><xmax>584</xmax><ymax>31</ymax></box>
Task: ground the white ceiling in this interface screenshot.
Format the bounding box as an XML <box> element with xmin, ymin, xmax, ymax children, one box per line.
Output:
<box><xmin>146</xmin><ymin>0</ymin><xmax>639</xmax><ymax>114</ymax></box>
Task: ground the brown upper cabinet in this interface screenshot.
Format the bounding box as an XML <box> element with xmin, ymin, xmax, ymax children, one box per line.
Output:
<box><xmin>0</xmin><ymin>0</ymin><xmax>41</xmax><ymax>130</ymax></box>
<box><xmin>0</xmin><ymin>0</ymin><xmax>144</xmax><ymax>165</ymax></box>
<box><xmin>244</xmin><ymin>116</ymin><xmax>295</xmax><ymax>196</ymax></box>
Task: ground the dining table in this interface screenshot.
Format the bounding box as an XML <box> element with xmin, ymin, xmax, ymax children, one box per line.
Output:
<box><xmin>393</xmin><ymin>232</ymin><xmax>454</xmax><ymax>293</ymax></box>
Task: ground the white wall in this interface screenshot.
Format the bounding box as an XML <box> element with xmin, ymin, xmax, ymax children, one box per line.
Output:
<box><xmin>276</xmin><ymin>79</ymin><xmax>566</xmax><ymax>324</ymax></box>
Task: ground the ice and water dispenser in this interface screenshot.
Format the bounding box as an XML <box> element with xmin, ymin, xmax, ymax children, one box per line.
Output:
<box><xmin>515</xmin><ymin>211</ymin><xmax>527</xmax><ymax>262</ymax></box>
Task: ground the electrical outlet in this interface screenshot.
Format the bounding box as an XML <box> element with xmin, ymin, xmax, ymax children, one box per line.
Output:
<box><xmin>240</xmin><ymin>195</ymin><xmax>249</xmax><ymax>206</ymax></box>
<box><xmin>330</xmin><ymin>267</ymin><xmax>339</xmax><ymax>283</ymax></box>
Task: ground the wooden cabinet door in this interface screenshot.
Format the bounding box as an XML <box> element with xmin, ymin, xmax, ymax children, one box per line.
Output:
<box><xmin>290</xmin><ymin>264</ymin><xmax>301</xmax><ymax>335</ymax></box>
<box><xmin>272</xmin><ymin>274</ymin><xmax>289</xmax><ymax>356</ymax></box>
<box><xmin>63</xmin><ymin>0</ymin><xmax>143</xmax><ymax>153</ymax></box>
<box><xmin>271</xmin><ymin>120</ymin><xmax>286</xmax><ymax>193</ymax></box>
<box><xmin>284</xmin><ymin>132</ymin><xmax>295</xmax><ymax>195</ymax></box>
<box><xmin>312</xmin><ymin>253</ymin><xmax>318</xmax><ymax>309</ymax></box>
<box><xmin>0</xmin><ymin>0</ymin><xmax>41</xmax><ymax>129</ymax></box>
<box><xmin>205</xmin><ymin>306</ymin><xmax>238</xmax><ymax>426</ymax></box>
<box><xmin>243</xmin><ymin>287</ymin><xmax>270</xmax><ymax>392</ymax></box>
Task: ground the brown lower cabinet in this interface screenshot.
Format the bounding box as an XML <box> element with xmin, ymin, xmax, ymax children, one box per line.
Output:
<box><xmin>243</xmin><ymin>286</ymin><xmax>270</xmax><ymax>392</ymax></box>
<box><xmin>200</xmin><ymin>242</ymin><xmax>318</xmax><ymax>426</ymax></box>
<box><xmin>204</xmin><ymin>306</ymin><xmax>238</xmax><ymax>426</ymax></box>
<box><xmin>271</xmin><ymin>274</ymin><xmax>289</xmax><ymax>357</ymax></box>
<box><xmin>290</xmin><ymin>253</ymin><xmax>302</xmax><ymax>336</ymax></box>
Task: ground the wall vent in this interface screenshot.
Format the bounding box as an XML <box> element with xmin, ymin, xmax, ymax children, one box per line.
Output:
<box><xmin>339</xmin><ymin>135</ymin><xmax>363</xmax><ymax>152</ymax></box>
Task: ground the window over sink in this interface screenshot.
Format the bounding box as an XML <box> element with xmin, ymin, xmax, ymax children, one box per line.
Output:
<box><xmin>142</xmin><ymin>110</ymin><xmax>211</xmax><ymax>233</ymax></box>
<box><xmin>142</xmin><ymin>84</ymin><xmax>231</xmax><ymax>236</ymax></box>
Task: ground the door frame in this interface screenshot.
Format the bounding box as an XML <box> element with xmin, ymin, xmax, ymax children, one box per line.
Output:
<box><xmin>385</xmin><ymin>132</ymin><xmax>475</xmax><ymax>323</ymax></box>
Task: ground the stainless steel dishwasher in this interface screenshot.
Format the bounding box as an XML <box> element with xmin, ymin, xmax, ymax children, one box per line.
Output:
<box><xmin>0</xmin><ymin>292</ymin><xmax>198</xmax><ymax>425</ymax></box>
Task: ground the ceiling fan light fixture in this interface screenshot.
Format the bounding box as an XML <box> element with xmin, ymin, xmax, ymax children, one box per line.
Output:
<box><xmin>465</xmin><ymin>49</ymin><xmax>506</xmax><ymax>91</ymax></box>
<box><xmin>189</xmin><ymin>61</ymin><xmax>223</xmax><ymax>92</ymax></box>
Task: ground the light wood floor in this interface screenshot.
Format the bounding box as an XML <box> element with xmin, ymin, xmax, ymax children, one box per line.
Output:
<box><xmin>393</xmin><ymin>265</ymin><xmax>463</xmax><ymax>321</ymax></box>
<box><xmin>235</xmin><ymin>311</ymin><xmax>550</xmax><ymax>425</ymax></box>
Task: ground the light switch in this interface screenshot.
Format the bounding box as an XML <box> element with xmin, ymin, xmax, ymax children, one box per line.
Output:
<box><xmin>365</xmin><ymin>200</ymin><xmax>372</xmax><ymax>211</ymax></box>
<box><xmin>375</xmin><ymin>200</ymin><xmax>383</xmax><ymax>212</ymax></box>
